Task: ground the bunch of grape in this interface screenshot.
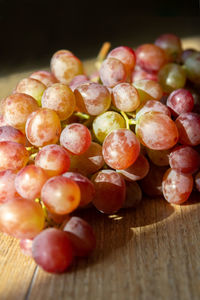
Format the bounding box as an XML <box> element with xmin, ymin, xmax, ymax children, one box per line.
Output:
<box><xmin>0</xmin><ymin>33</ymin><xmax>200</xmax><ymax>274</ymax></box>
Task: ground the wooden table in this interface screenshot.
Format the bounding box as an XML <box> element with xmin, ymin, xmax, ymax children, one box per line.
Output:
<box><xmin>0</xmin><ymin>37</ymin><xmax>200</xmax><ymax>300</ymax></box>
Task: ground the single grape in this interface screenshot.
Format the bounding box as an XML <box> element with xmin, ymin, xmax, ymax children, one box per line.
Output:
<box><xmin>0</xmin><ymin>125</ymin><xmax>26</xmax><ymax>145</ymax></box>
<box><xmin>0</xmin><ymin>170</ymin><xmax>20</xmax><ymax>204</ymax></box>
<box><xmin>166</xmin><ymin>88</ymin><xmax>194</xmax><ymax>116</ymax></box>
<box><xmin>74</xmin><ymin>82</ymin><xmax>111</xmax><ymax>116</ymax></box>
<box><xmin>64</xmin><ymin>216</ymin><xmax>96</xmax><ymax>257</ymax></box>
<box><xmin>60</xmin><ymin>123</ymin><xmax>91</xmax><ymax>155</ymax></box>
<box><xmin>35</xmin><ymin>144</ymin><xmax>70</xmax><ymax>177</ymax></box>
<box><xmin>69</xmin><ymin>142</ymin><xmax>104</xmax><ymax>176</ymax></box>
<box><xmin>131</xmin><ymin>66</ymin><xmax>158</xmax><ymax>82</ymax></box>
<box><xmin>20</xmin><ymin>239</ymin><xmax>33</xmax><ymax>257</ymax></box>
<box><xmin>0</xmin><ymin>198</ymin><xmax>45</xmax><ymax>239</ymax></box>
<box><xmin>146</xmin><ymin>148</ymin><xmax>170</xmax><ymax>166</ymax></box>
<box><xmin>136</xmin><ymin>112</ymin><xmax>179</xmax><ymax>150</ymax></box>
<box><xmin>30</xmin><ymin>70</ymin><xmax>58</xmax><ymax>87</ymax></box>
<box><xmin>3</xmin><ymin>93</ymin><xmax>39</xmax><ymax>133</ymax></box>
<box><xmin>195</xmin><ymin>171</ymin><xmax>200</xmax><ymax>192</ymax></box>
<box><xmin>92</xmin><ymin>111</ymin><xmax>126</xmax><ymax>143</ymax></box>
<box><xmin>99</xmin><ymin>57</ymin><xmax>127</xmax><ymax>88</ymax></box>
<box><xmin>0</xmin><ymin>141</ymin><xmax>29</xmax><ymax>171</ymax></box>
<box><xmin>107</xmin><ymin>46</ymin><xmax>136</xmax><ymax>76</ymax></box>
<box><xmin>15</xmin><ymin>78</ymin><xmax>46</xmax><ymax>106</ymax></box>
<box><xmin>118</xmin><ymin>154</ymin><xmax>149</xmax><ymax>181</ymax></box>
<box><xmin>15</xmin><ymin>165</ymin><xmax>48</xmax><ymax>200</ymax></box>
<box><xmin>158</xmin><ymin>63</ymin><xmax>186</xmax><ymax>93</ymax></box>
<box><xmin>32</xmin><ymin>228</ymin><xmax>74</xmax><ymax>273</ymax></box>
<box><xmin>41</xmin><ymin>83</ymin><xmax>76</xmax><ymax>120</ymax></box>
<box><xmin>62</xmin><ymin>172</ymin><xmax>95</xmax><ymax>207</ymax></box>
<box><xmin>112</xmin><ymin>82</ymin><xmax>140</xmax><ymax>112</ymax></box>
<box><xmin>175</xmin><ymin>112</ymin><xmax>200</xmax><ymax>146</ymax></box>
<box><xmin>123</xmin><ymin>181</ymin><xmax>142</xmax><ymax>208</ymax></box>
<box><xmin>155</xmin><ymin>33</ymin><xmax>182</xmax><ymax>62</ymax></box>
<box><xmin>102</xmin><ymin>129</ymin><xmax>140</xmax><ymax>170</ymax></box>
<box><xmin>69</xmin><ymin>75</ymin><xmax>89</xmax><ymax>92</ymax></box>
<box><xmin>136</xmin><ymin>44</ymin><xmax>166</xmax><ymax>72</ymax></box>
<box><xmin>169</xmin><ymin>145</ymin><xmax>200</xmax><ymax>174</ymax></box>
<box><xmin>50</xmin><ymin>50</ymin><xmax>84</xmax><ymax>85</ymax></box>
<box><xmin>136</xmin><ymin>100</ymin><xmax>171</xmax><ymax>120</ymax></box>
<box><xmin>92</xmin><ymin>170</ymin><xmax>126</xmax><ymax>214</ymax></box>
<box><xmin>41</xmin><ymin>176</ymin><xmax>80</xmax><ymax>215</ymax></box>
<box><xmin>133</xmin><ymin>79</ymin><xmax>163</xmax><ymax>103</ymax></box>
<box><xmin>162</xmin><ymin>168</ymin><xmax>193</xmax><ymax>204</ymax></box>
<box><xmin>181</xmin><ymin>49</ymin><xmax>197</xmax><ymax>64</ymax></box>
<box><xmin>25</xmin><ymin>108</ymin><xmax>61</xmax><ymax>147</ymax></box>
<box><xmin>184</xmin><ymin>52</ymin><xmax>200</xmax><ymax>85</ymax></box>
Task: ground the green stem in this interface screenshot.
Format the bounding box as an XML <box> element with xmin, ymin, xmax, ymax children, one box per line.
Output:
<box><xmin>74</xmin><ymin>112</ymin><xmax>90</xmax><ymax>120</ymax></box>
<box><xmin>120</xmin><ymin>111</ymin><xmax>130</xmax><ymax>130</ymax></box>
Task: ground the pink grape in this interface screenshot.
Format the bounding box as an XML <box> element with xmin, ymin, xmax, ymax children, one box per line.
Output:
<box><xmin>62</xmin><ymin>172</ymin><xmax>95</xmax><ymax>207</ymax></box>
<box><xmin>136</xmin><ymin>112</ymin><xmax>179</xmax><ymax>150</ymax></box>
<box><xmin>166</xmin><ymin>89</ymin><xmax>194</xmax><ymax>116</ymax></box>
<box><xmin>133</xmin><ymin>79</ymin><xmax>163</xmax><ymax>103</ymax></box>
<box><xmin>136</xmin><ymin>100</ymin><xmax>171</xmax><ymax>120</ymax></box>
<box><xmin>64</xmin><ymin>216</ymin><xmax>96</xmax><ymax>257</ymax></box>
<box><xmin>32</xmin><ymin>228</ymin><xmax>74</xmax><ymax>273</ymax></box>
<box><xmin>0</xmin><ymin>141</ymin><xmax>29</xmax><ymax>171</ymax></box>
<box><xmin>102</xmin><ymin>129</ymin><xmax>140</xmax><ymax>170</ymax></box>
<box><xmin>169</xmin><ymin>145</ymin><xmax>200</xmax><ymax>174</ymax></box>
<box><xmin>0</xmin><ymin>198</ymin><xmax>45</xmax><ymax>239</ymax></box>
<box><xmin>35</xmin><ymin>144</ymin><xmax>70</xmax><ymax>177</ymax></box>
<box><xmin>69</xmin><ymin>75</ymin><xmax>89</xmax><ymax>91</ymax></box>
<box><xmin>162</xmin><ymin>168</ymin><xmax>193</xmax><ymax>204</ymax></box>
<box><xmin>92</xmin><ymin>170</ymin><xmax>126</xmax><ymax>214</ymax></box>
<box><xmin>15</xmin><ymin>165</ymin><xmax>48</xmax><ymax>200</ymax></box>
<box><xmin>0</xmin><ymin>170</ymin><xmax>20</xmax><ymax>204</ymax></box>
<box><xmin>131</xmin><ymin>66</ymin><xmax>158</xmax><ymax>82</ymax></box>
<box><xmin>60</xmin><ymin>123</ymin><xmax>91</xmax><ymax>155</ymax></box>
<box><xmin>25</xmin><ymin>108</ymin><xmax>61</xmax><ymax>147</ymax></box>
<box><xmin>20</xmin><ymin>239</ymin><xmax>33</xmax><ymax>257</ymax></box>
<box><xmin>41</xmin><ymin>176</ymin><xmax>80</xmax><ymax>215</ymax></box>
<box><xmin>74</xmin><ymin>82</ymin><xmax>111</xmax><ymax>116</ymax></box>
<box><xmin>0</xmin><ymin>125</ymin><xmax>26</xmax><ymax>145</ymax></box>
<box><xmin>175</xmin><ymin>112</ymin><xmax>200</xmax><ymax>146</ymax></box>
<box><xmin>30</xmin><ymin>70</ymin><xmax>58</xmax><ymax>87</ymax></box>
<box><xmin>155</xmin><ymin>33</ymin><xmax>182</xmax><ymax>62</ymax></box>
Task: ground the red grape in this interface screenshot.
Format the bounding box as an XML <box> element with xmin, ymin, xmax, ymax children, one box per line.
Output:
<box><xmin>0</xmin><ymin>125</ymin><xmax>26</xmax><ymax>145</ymax></box>
<box><xmin>195</xmin><ymin>171</ymin><xmax>200</xmax><ymax>192</ymax></box>
<box><xmin>30</xmin><ymin>70</ymin><xmax>58</xmax><ymax>87</ymax></box>
<box><xmin>136</xmin><ymin>100</ymin><xmax>171</xmax><ymax>120</ymax></box>
<box><xmin>0</xmin><ymin>170</ymin><xmax>20</xmax><ymax>204</ymax></box>
<box><xmin>155</xmin><ymin>33</ymin><xmax>182</xmax><ymax>62</ymax></box>
<box><xmin>166</xmin><ymin>89</ymin><xmax>194</xmax><ymax>116</ymax></box>
<box><xmin>133</xmin><ymin>79</ymin><xmax>163</xmax><ymax>103</ymax></box>
<box><xmin>69</xmin><ymin>75</ymin><xmax>89</xmax><ymax>91</ymax></box>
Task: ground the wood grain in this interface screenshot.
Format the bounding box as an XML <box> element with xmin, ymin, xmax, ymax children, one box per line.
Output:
<box><xmin>0</xmin><ymin>37</ymin><xmax>200</xmax><ymax>300</ymax></box>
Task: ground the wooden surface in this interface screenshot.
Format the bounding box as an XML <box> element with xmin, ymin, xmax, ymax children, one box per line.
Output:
<box><xmin>0</xmin><ymin>37</ymin><xmax>200</xmax><ymax>300</ymax></box>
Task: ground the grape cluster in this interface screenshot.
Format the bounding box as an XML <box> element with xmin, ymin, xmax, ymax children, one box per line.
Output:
<box><xmin>0</xmin><ymin>33</ymin><xmax>200</xmax><ymax>273</ymax></box>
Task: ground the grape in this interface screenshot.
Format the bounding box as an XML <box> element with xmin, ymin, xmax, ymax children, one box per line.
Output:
<box><xmin>162</xmin><ymin>168</ymin><xmax>193</xmax><ymax>204</ymax></box>
<box><xmin>112</xmin><ymin>83</ymin><xmax>140</xmax><ymax>112</ymax></box>
<box><xmin>3</xmin><ymin>93</ymin><xmax>39</xmax><ymax>133</ymax></box>
<box><xmin>50</xmin><ymin>50</ymin><xmax>84</xmax><ymax>85</ymax></box>
<box><xmin>0</xmin><ymin>115</ymin><xmax>7</xmax><ymax>127</ymax></box>
<box><xmin>184</xmin><ymin>52</ymin><xmax>200</xmax><ymax>85</ymax></box>
<box><xmin>41</xmin><ymin>83</ymin><xmax>76</xmax><ymax>120</ymax></box>
<box><xmin>35</xmin><ymin>144</ymin><xmax>70</xmax><ymax>177</ymax></box>
<box><xmin>158</xmin><ymin>63</ymin><xmax>186</xmax><ymax>93</ymax></box>
<box><xmin>41</xmin><ymin>176</ymin><xmax>80</xmax><ymax>215</ymax></box>
<box><xmin>169</xmin><ymin>145</ymin><xmax>200</xmax><ymax>174</ymax></box>
<box><xmin>155</xmin><ymin>33</ymin><xmax>182</xmax><ymax>62</ymax></box>
<box><xmin>107</xmin><ymin>46</ymin><xmax>136</xmax><ymax>76</ymax></box>
<box><xmin>64</xmin><ymin>216</ymin><xmax>96</xmax><ymax>256</ymax></box>
<box><xmin>0</xmin><ymin>170</ymin><xmax>20</xmax><ymax>204</ymax></box>
<box><xmin>69</xmin><ymin>142</ymin><xmax>104</xmax><ymax>176</ymax></box>
<box><xmin>92</xmin><ymin>170</ymin><xmax>126</xmax><ymax>214</ymax></box>
<box><xmin>0</xmin><ymin>141</ymin><xmax>29</xmax><ymax>171</ymax></box>
<box><xmin>146</xmin><ymin>148</ymin><xmax>170</xmax><ymax>166</ymax></box>
<box><xmin>15</xmin><ymin>165</ymin><xmax>48</xmax><ymax>200</ymax></box>
<box><xmin>102</xmin><ymin>129</ymin><xmax>140</xmax><ymax>170</ymax></box>
<box><xmin>175</xmin><ymin>112</ymin><xmax>200</xmax><ymax>146</ymax></box>
<box><xmin>30</xmin><ymin>70</ymin><xmax>58</xmax><ymax>87</ymax></box>
<box><xmin>74</xmin><ymin>82</ymin><xmax>111</xmax><ymax>116</ymax></box>
<box><xmin>0</xmin><ymin>125</ymin><xmax>26</xmax><ymax>145</ymax></box>
<box><xmin>123</xmin><ymin>181</ymin><xmax>142</xmax><ymax>208</ymax></box>
<box><xmin>92</xmin><ymin>111</ymin><xmax>126</xmax><ymax>143</ymax></box>
<box><xmin>99</xmin><ymin>57</ymin><xmax>127</xmax><ymax>88</ymax></box>
<box><xmin>166</xmin><ymin>89</ymin><xmax>194</xmax><ymax>116</ymax></box>
<box><xmin>118</xmin><ymin>154</ymin><xmax>149</xmax><ymax>181</ymax></box>
<box><xmin>131</xmin><ymin>66</ymin><xmax>158</xmax><ymax>82</ymax></box>
<box><xmin>195</xmin><ymin>171</ymin><xmax>200</xmax><ymax>192</ymax></box>
<box><xmin>60</xmin><ymin>123</ymin><xmax>91</xmax><ymax>155</ymax></box>
<box><xmin>69</xmin><ymin>75</ymin><xmax>89</xmax><ymax>92</ymax></box>
<box><xmin>136</xmin><ymin>44</ymin><xmax>166</xmax><ymax>72</ymax></box>
<box><xmin>62</xmin><ymin>172</ymin><xmax>95</xmax><ymax>207</ymax></box>
<box><xmin>15</xmin><ymin>78</ymin><xmax>46</xmax><ymax>106</ymax></box>
<box><xmin>20</xmin><ymin>239</ymin><xmax>33</xmax><ymax>257</ymax></box>
<box><xmin>133</xmin><ymin>79</ymin><xmax>163</xmax><ymax>103</ymax></box>
<box><xmin>25</xmin><ymin>108</ymin><xmax>61</xmax><ymax>147</ymax></box>
<box><xmin>136</xmin><ymin>112</ymin><xmax>179</xmax><ymax>150</ymax></box>
<box><xmin>32</xmin><ymin>228</ymin><xmax>74</xmax><ymax>273</ymax></box>
<box><xmin>140</xmin><ymin>163</ymin><xmax>168</xmax><ymax>197</ymax></box>
<box><xmin>181</xmin><ymin>49</ymin><xmax>196</xmax><ymax>63</ymax></box>
<box><xmin>0</xmin><ymin>198</ymin><xmax>45</xmax><ymax>239</ymax></box>
<box><xmin>136</xmin><ymin>100</ymin><xmax>171</xmax><ymax>120</ymax></box>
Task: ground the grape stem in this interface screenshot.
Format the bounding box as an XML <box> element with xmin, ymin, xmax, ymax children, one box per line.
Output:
<box><xmin>120</xmin><ymin>111</ymin><xmax>137</xmax><ymax>129</ymax></box>
<box><xmin>74</xmin><ymin>112</ymin><xmax>90</xmax><ymax>120</ymax></box>
<box><xmin>95</xmin><ymin>42</ymin><xmax>111</xmax><ymax>71</ymax></box>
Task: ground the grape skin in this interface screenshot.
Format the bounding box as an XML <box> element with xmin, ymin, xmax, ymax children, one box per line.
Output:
<box><xmin>112</xmin><ymin>83</ymin><xmax>140</xmax><ymax>112</ymax></box>
<box><xmin>195</xmin><ymin>171</ymin><xmax>200</xmax><ymax>192</ymax></box>
<box><xmin>30</xmin><ymin>70</ymin><xmax>58</xmax><ymax>87</ymax></box>
<box><xmin>155</xmin><ymin>34</ymin><xmax>182</xmax><ymax>62</ymax></box>
<box><xmin>136</xmin><ymin>100</ymin><xmax>171</xmax><ymax>120</ymax></box>
<box><xmin>0</xmin><ymin>125</ymin><xmax>26</xmax><ymax>145</ymax></box>
<box><xmin>166</xmin><ymin>89</ymin><xmax>194</xmax><ymax>116</ymax></box>
<box><xmin>133</xmin><ymin>79</ymin><xmax>163</xmax><ymax>104</ymax></box>
<box><xmin>0</xmin><ymin>170</ymin><xmax>20</xmax><ymax>204</ymax></box>
<box><xmin>146</xmin><ymin>148</ymin><xmax>170</xmax><ymax>166</ymax></box>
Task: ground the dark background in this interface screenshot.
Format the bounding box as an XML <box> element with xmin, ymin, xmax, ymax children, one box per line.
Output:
<box><xmin>0</xmin><ymin>0</ymin><xmax>199</xmax><ymax>75</ymax></box>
